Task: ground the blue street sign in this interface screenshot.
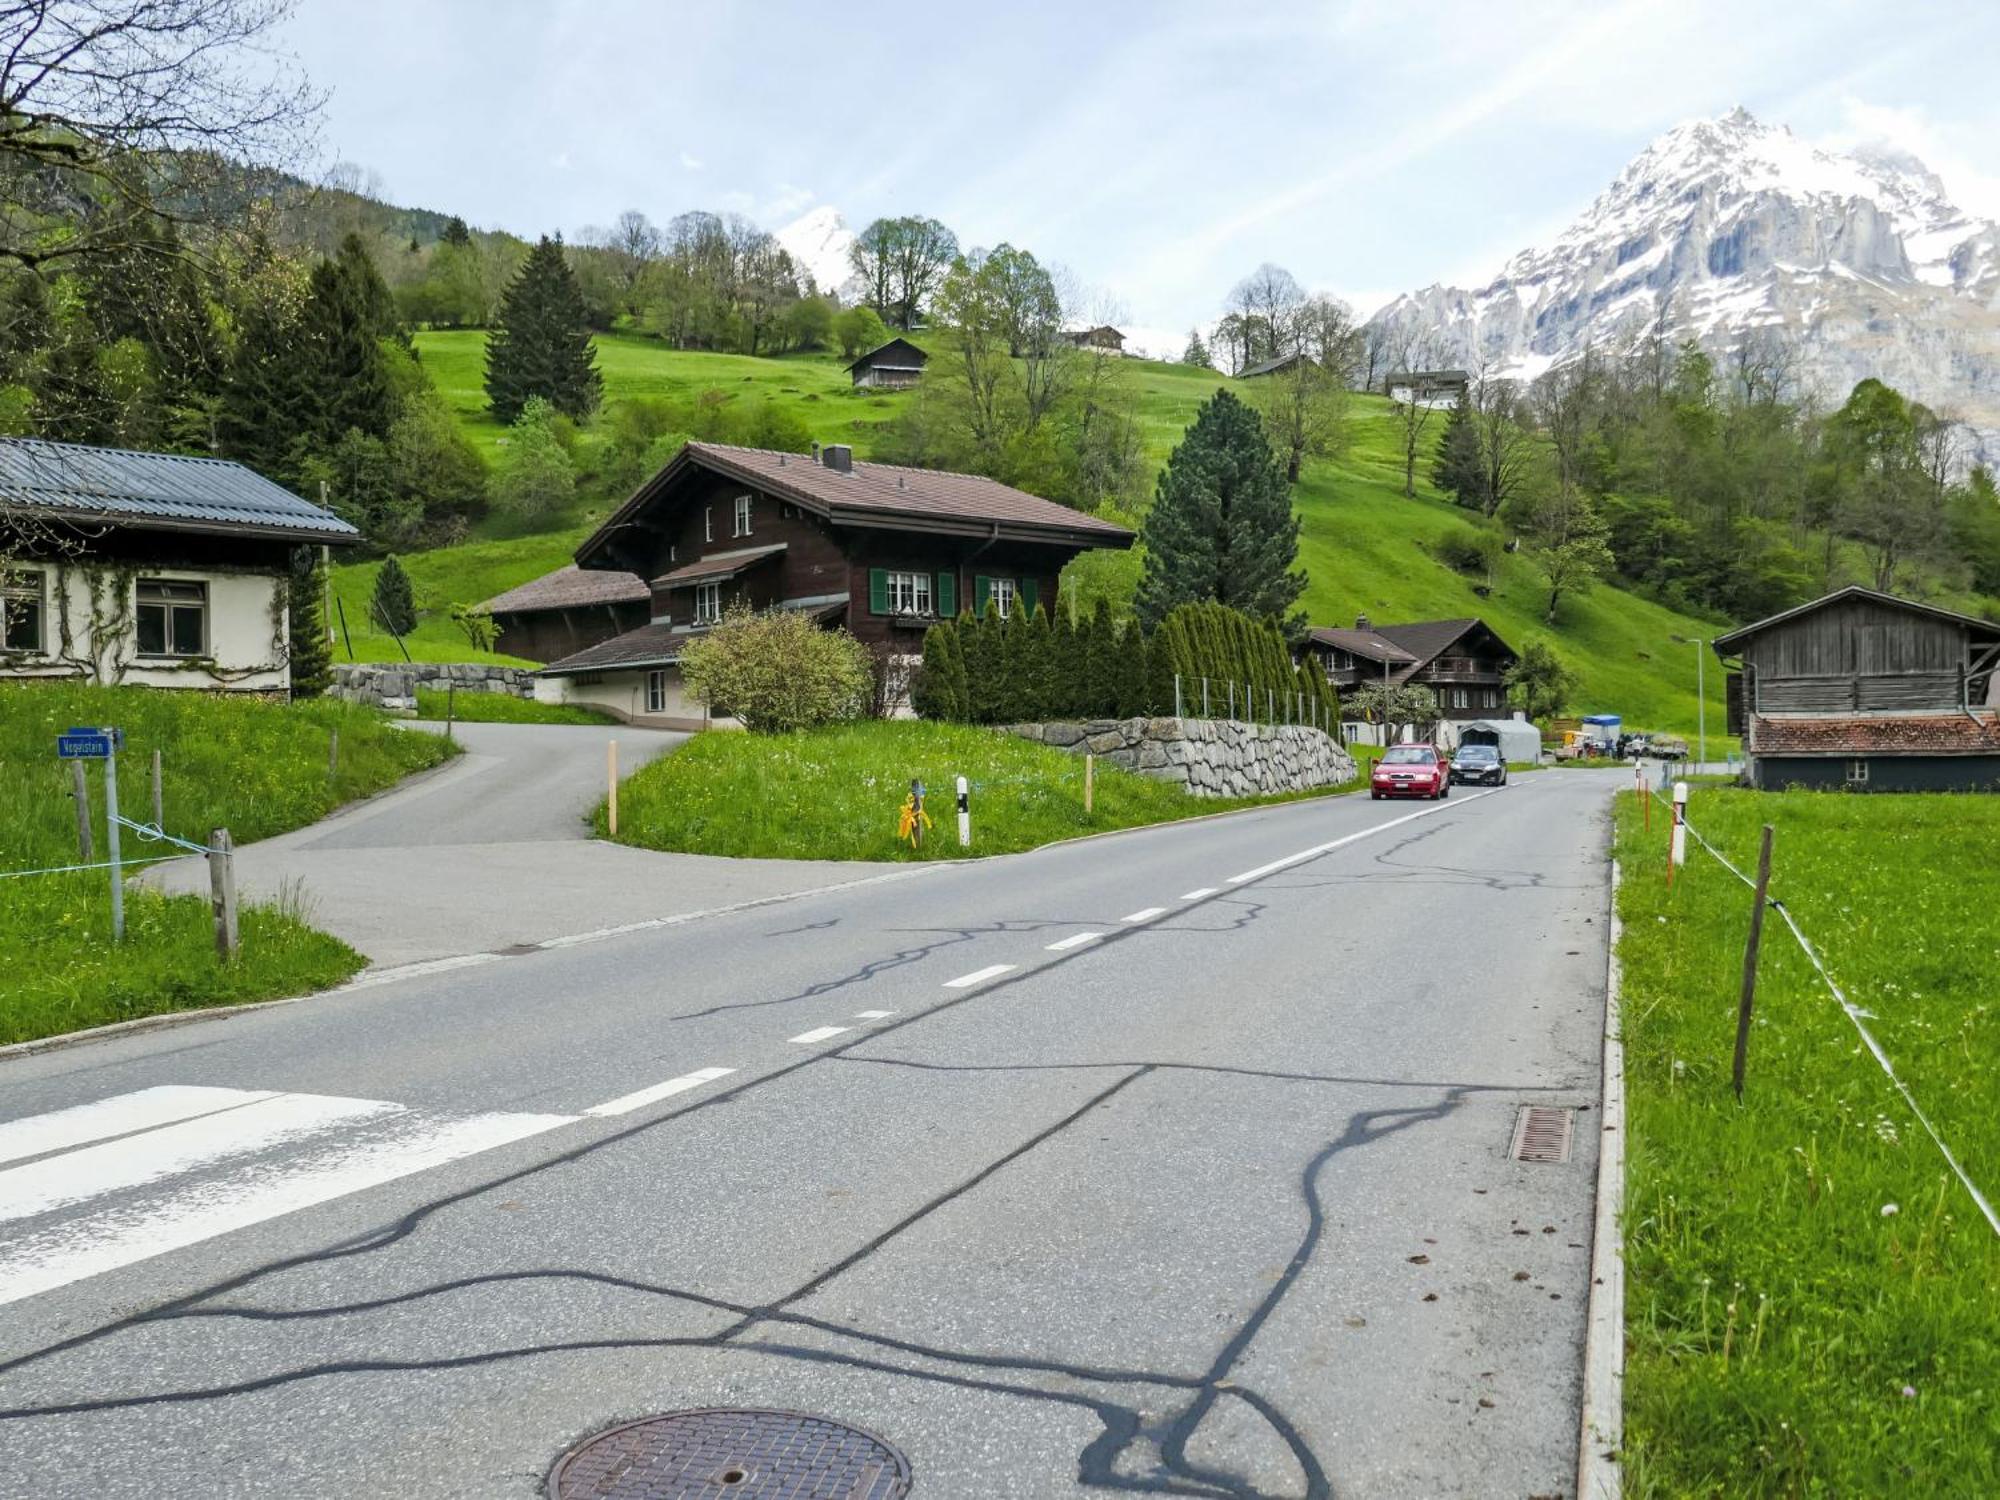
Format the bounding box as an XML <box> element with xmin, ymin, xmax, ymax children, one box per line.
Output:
<box><xmin>57</xmin><ymin>726</ymin><xmax>120</xmax><ymax>759</ymax></box>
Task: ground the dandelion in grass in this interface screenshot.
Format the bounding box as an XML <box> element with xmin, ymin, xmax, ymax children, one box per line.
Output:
<box><xmin>1881</xmin><ymin>1203</ymin><xmax>1899</xmax><ymax>1217</ymax></box>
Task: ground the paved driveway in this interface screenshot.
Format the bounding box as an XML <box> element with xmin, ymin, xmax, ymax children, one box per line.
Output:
<box><xmin>148</xmin><ymin>722</ymin><xmax>879</xmax><ymax>970</ymax></box>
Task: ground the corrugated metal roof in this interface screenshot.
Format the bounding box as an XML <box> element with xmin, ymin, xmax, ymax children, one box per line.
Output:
<box><xmin>0</xmin><ymin>438</ymin><xmax>357</xmax><ymax>540</ymax></box>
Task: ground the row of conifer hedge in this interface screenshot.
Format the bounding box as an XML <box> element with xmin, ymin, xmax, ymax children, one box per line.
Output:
<box><xmin>912</xmin><ymin>599</ymin><xmax>1337</xmax><ymax>729</ymax></box>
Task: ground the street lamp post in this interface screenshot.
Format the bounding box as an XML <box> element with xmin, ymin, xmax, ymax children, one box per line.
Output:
<box><xmin>1694</xmin><ymin>638</ymin><xmax>1707</xmax><ymax>771</ymax></box>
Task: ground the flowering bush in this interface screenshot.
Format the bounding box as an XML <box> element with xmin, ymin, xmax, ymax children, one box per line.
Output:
<box><xmin>678</xmin><ymin>605</ymin><xmax>872</xmax><ymax>734</ymax></box>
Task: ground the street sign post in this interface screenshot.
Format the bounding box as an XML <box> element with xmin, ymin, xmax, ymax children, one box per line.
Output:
<box><xmin>57</xmin><ymin>727</ymin><xmax>124</xmax><ymax>940</ymax></box>
<box><xmin>56</xmin><ymin>727</ymin><xmax>120</xmax><ymax>759</ymax></box>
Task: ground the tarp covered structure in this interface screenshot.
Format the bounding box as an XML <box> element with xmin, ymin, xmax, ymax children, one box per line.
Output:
<box><xmin>1458</xmin><ymin>718</ymin><xmax>1543</xmax><ymax>763</ymax></box>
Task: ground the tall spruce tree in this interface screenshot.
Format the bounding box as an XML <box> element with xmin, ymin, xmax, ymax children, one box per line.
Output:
<box><xmin>372</xmin><ymin>555</ymin><xmax>417</xmax><ymax>637</ymax></box>
<box><xmin>287</xmin><ymin>547</ymin><xmax>333</xmax><ymax>698</ymax></box>
<box><xmin>1431</xmin><ymin>391</ymin><xmax>1485</xmax><ymax>509</ymax></box>
<box><xmin>485</xmin><ymin>235</ymin><xmax>603</xmax><ymax>423</ymax></box>
<box><xmin>303</xmin><ymin>236</ymin><xmax>399</xmax><ymax>443</ymax></box>
<box><xmin>1135</xmin><ymin>389</ymin><xmax>1306</xmax><ymax>634</ymax></box>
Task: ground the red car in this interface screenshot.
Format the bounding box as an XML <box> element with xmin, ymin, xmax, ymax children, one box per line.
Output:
<box><xmin>1370</xmin><ymin>744</ymin><xmax>1450</xmax><ymax>800</ymax></box>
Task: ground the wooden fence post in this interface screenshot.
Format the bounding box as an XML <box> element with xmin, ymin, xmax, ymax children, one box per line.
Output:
<box><xmin>1731</xmin><ymin>825</ymin><xmax>1775</xmax><ymax>1101</ymax></box>
<box><xmin>1084</xmin><ymin>753</ymin><xmax>1095</xmax><ymax>814</ymax></box>
<box><xmin>150</xmin><ymin>748</ymin><xmax>163</xmax><ymax>830</ymax></box>
<box><xmin>208</xmin><ymin>827</ymin><xmax>239</xmax><ymax>960</ymax></box>
<box><xmin>71</xmin><ymin>760</ymin><xmax>93</xmax><ymax>861</ymax></box>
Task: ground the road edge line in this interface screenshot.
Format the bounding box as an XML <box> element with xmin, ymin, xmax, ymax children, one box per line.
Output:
<box><xmin>1578</xmin><ymin>851</ymin><xmax>1627</xmax><ymax>1500</ymax></box>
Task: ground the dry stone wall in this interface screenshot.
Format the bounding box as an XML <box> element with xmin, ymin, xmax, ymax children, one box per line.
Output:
<box><xmin>329</xmin><ymin>663</ymin><xmax>535</xmax><ymax>714</ymax></box>
<box><xmin>1010</xmin><ymin>717</ymin><xmax>1357</xmax><ymax>798</ymax></box>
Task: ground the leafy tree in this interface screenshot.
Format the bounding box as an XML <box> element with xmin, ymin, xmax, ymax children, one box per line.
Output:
<box><xmin>371</xmin><ymin>554</ymin><xmax>417</xmax><ymax>637</ymax></box>
<box><xmin>1515</xmin><ymin>485</ymin><xmax>1614</xmax><ymax>623</ymax></box>
<box><xmin>484</xmin><ymin>235</ymin><xmax>602</xmax><ymax>422</ymax></box>
<box><xmin>1135</xmin><ymin>389</ymin><xmax>1306</xmax><ymax>633</ymax></box>
<box><xmin>449</xmin><ymin>603</ymin><xmax>497</xmax><ymax>652</ymax></box>
<box><xmin>848</xmin><ymin>215</ymin><xmax>959</xmax><ymax>329</ymax></box>
<box><xmin>286</xmin><ymin>547</ymin><xmax>332</xmax><ymax>698</ymax></box>
<box><xmin>387</xmin><ymin>390</ymin><xmax>487</xmax><ymax>523</ymax></box>
<box><xmin>1823</xmin><ymin>378</ymin><xmax>1945</xmax><ymax>592</ymax></box>
<box><xmin>783</xmin><ymin>295</ymin><xmax>834</xmax><ymax>352</ymax></box>
<box><xmin>493</xmin><ymin>397</ymin><xmax>576</xmax><ymax>524</ymax></box>
<box><xmin>1346</xmin><ymin>681</ymin><xmax>1439</xmax><ymax>745</ymax></box>
<box><xmin>833</xmin><ymin>305</ymin><xmax>889</xmax><ymax>360</ymax></box>
<box><xmin>1505</xmin><ymin>639</ymin><xmax>1575</xmax><ymax>722</ymax></box>
<box><xmin>679</xmin><ymin>605</ymin><xmax>871</xmax><ymax>733</ymax></box>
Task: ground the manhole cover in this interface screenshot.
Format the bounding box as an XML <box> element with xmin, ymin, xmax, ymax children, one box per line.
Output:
<box><xmin>548</xmin><ymin>1408</ymin><xmax>912</xmax><ymax>1499</ymax></box>
<box><xmin>1509</xmin><ymin>1106</ymin><xmax>1574</xmax><ymax>1164</ymax></box>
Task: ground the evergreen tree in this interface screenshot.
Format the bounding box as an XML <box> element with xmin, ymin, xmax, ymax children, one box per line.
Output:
<box><xmin>1027</xmin><ymin>606</ymin><xmax>1056</xmax><ymax>721</ymax></box>
<box><xmin>372</xmin><ymin>554</ymin><xmax>417</xmax><ymax>637</ymax></box>
<box><xmin>442</xmin><ymin>216</ymin><xmax>473</xmax><ymax>248</ymax></box>
<box><xmin>1143</xmin><ymin>625</ymin><xmax>1179</xmax><ymax>718</ymax></box>
<box><xmin>1431</xmin><ymin>392</ymin><xmax>1485</xmax><ymax>509</ymax></box>
<box><xmin>1136</xmin><ymin>389</ymin><xmax>1306</xmax><ymax>634</ymax></box>
<box><xmin>913</xmin><ymin>622</ymin><xmax>965</xmax><ymax>720</ymax></box>
<box><xmin>1114</xmin><ymin>622</ymin><xmax>1149</xmax><ymax>717</ymax></box>
<box><xmin>287</xmin><ymin>547</ymin><xmax>333</xmax><ymax>699</ymax></box>
<box><xmin>484</xmin><ymin>235</ymin><xmax>603</xmax><ymax>423</ymax></box>
<box><xmin>1181</xmin><ymin>327</ymin><xmax>1212</xmax><ymax>369</ymax></box>
<box><xmin>999</xmin><ymin>604</ymin><xmax>1036</xmax><ymax>720</ymax></box>
<box><xmin>300</xmin><ymin>248</ymin><xmax>397</xmax><ymax>444</ymax></box>
<box><xmin>1083</xmin><ymin>597</ymin><xmax>1120</xmax><ymax>718</ymax></box>
<box><xmin>963</xmin><ymin>605</ymin><xmax>1004</xmax><ymax>723</ymax></box>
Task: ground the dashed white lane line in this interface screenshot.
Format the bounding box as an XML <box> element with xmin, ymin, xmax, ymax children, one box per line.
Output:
<box><xmin>788</xmin><ymin>1025</ymin><xmax>853</xmax><ymax>1045</ymax></box>
<box><xmin>1121</xmin><ymin>907</ymin><xmax>1167</xmax><ymax>924</ymax></box>
<box><xmin>943</xmin><ymin>964</ymin><xmax>1016</xmax><ymax>989</ymax></box>
<box><xmin>853</xmin><ymin>1010</ymin><xmax>896</xmax><ymax>1020</ymax></box>
<box><xmin>1045</xmin><ymin>932</ymin><xmax>1103</xmax><ymax>952</ymax></box>
<box><xmin>584</xmin><ymin>1067</ymin><xmax>737</xmax><ymax>1118</ymax></box>
<box><xmin>1224</xmin><ymin>788</ymin><xmax>1504</xmax><ymax>885</ymax></box>
<box><xmin>1179</xmin><ymin>888</ymin><xmax>1218</xmax><ymax>901</ymax></box>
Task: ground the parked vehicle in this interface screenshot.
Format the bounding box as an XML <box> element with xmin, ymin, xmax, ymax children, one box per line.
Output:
<box><xmin>1371</xmin><ymin>744</ymin><xmax>1449</xmax><ymax>800</ymax></box>
<box><xmin>1449</xmin><ymin>743</ymin><xmax>1507</xmax><ymax>786</ymax></box>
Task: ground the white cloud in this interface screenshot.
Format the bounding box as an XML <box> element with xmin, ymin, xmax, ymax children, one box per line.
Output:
<box><xmin>1822</xmin><ymin>98</ymin><xmax>2000</xmax><ymax>221</ymax></box>
<box><xmin>761</xmin><ymin>182</ymin><xmax>815</xmax><ymax>221</ymax></box>
<box><xmin>679</xmin><ymin>151</ymin><xmax>704</xmax><ymax>172</ymax></box>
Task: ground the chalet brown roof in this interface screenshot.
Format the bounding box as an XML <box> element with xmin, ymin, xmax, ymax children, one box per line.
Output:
<box><xmin>845</xmin><ymin>337</ymin><xmax>928</xmax><ymax>374</ymax></box>
<box><xmin>1750</xmin><ymin>712</ymin><xmax>2000</xmax><ymax>756</ymax></box>
<box><xmin>482</xmin><ymin>564</ymin><xmax>649</xmax><ymax>616</ymax></box>
<box><xmin>1306</xmin><ymin>626</ymin><xmax>1420</xmax><ymax>665</ymax></box>
<box><xmin>653</xmin><ymin>543</ymin><xmax>787</xmax><ymax>586</ymax></box>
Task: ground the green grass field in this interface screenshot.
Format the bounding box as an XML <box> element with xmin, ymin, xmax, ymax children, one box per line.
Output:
<box><xmin>354</xmin><ymin>332</ymin><xmax>1732</xmax><ymax>735</ymax></box>
<box><xmin>413</xmin><ymin>688</ymin><xmax>615</xmax><ymax>724</ymax></box>
<box><xmin>0</xmin><ymin>683</ymin><xmax>453</xmax><ymax>1044</ymax></box>
<box><xmin>599</xmin><ymin>719</ymin><xmax>1360</xmax><ymax>861</ymax></box>
<box><xmin>1613</xmin><ymin>788</ymin><xmax>2000</xmax><ymax>1495</ymax></box>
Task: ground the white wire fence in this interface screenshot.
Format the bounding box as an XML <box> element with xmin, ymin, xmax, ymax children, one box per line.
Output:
<box><xmin>1171</xmin><ymin>674</ymin><xmax>1337</xmax><ymax>735</ymax></box>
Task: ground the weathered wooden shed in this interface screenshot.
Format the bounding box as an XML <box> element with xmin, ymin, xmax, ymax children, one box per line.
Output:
<box><xmin>1713</xmin><ymin>586</ymin><xmax>2000</xmax><ymax>791</ymax></box>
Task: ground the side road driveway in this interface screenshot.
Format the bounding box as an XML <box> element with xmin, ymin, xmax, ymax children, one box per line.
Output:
<box><xmin>148</xmin><ymin>722</ymin><xmax>882</xmax><ymax>969</ymax></box>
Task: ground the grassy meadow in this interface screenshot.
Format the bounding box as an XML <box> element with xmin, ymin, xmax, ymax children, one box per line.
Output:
<box><xmin>1613</xmin><ymin>788</ymin><xmax>2000</xmax><ymax>1495</ymax></box>
<box><xmin>413</xmin><ymin>687</ymin><xmax>615</xmax><ymax>724</ymax></box>
<box><xmin>349</xmin><ymin>332</ymin><xmax>1733</xmax><ymax>736</ymax></box>
<box><xmin>599</xmin><ymin>719</ymin><xmax>1361</xmax><ymax>861</ymax></box>
<box><xmin>0</xmin><ymin>684</ymin><xmax>453</xmax><ymax>1044</ymax></box>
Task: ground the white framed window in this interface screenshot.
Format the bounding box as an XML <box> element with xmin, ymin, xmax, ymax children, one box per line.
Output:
<box><xmin>136</xmin><ymin>578</ymin><xmax>206</xmax><ymax>657</ymax></box>
<box><xmin>693</xmin><ymin>581</ymin><xmax>722</xmax><ymax>624</ymax></box>
<box><xmin>733</xmin><ymin>493</ymin><xmax>753</xmax><ymax>537</ymax></box>
<box><xmin>1846</xmin><ymin>759</ymin><xmax>1869</xmax><ymax>785</ymax></box>
<box><xmin>886</xmin><ymin>570</ymin><xmax>932</xmax><ymax>616</ymax></box>
<box><xmin>991</xmin><ymin>577</ymin><xmax>1017</xmax><ymax>618</ymax></box>
<box><xmin>704</xmin><ymin>507</ymin><xmax>713</xmax><ymax>543</ymax></box>
<box><xmin>646</xmin><ymin>670</ymin><xmax>669</xmax><ymax>714</ymax></box>
<box><xmin>2</xmin><ymin>568</ymin><xmax>44</xmax><ymax>652</ymax></box>
<box><xmin>669</xmin><ymin>544</ymin><xmax>677</xmax><ymax>563</ymax></box>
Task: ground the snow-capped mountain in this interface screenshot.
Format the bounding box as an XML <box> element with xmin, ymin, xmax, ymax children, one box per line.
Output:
<box><xmin>774</xmin><ymin>205</ymin><xmax>857</xmax><ymax>297</ymax></box>
<box><xmin>1369</xmin><ymin>108</ymin><xmax>2000</xmax><ymax>460</ymax></box>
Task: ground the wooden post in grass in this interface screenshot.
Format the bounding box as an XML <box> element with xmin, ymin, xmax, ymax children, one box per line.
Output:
<box><xmin>1084</xmin><ymin>753</ymin><xmax>1095</xmax><ymax>814</ymax></box>
<box><xmin>1731</xmin><ymin>825</ymin><xmax>1775</xmax><ymax>1101</ymax></box>
<box><xmin>70</xmin><ymin>760</ymin><xmax>93</xmax><ymax>861</ymax></box>
<box><xmin>208</xmin><ymin>827</ymin><xmax>238</xmax><ymax>960</ymax></box>
<box><xmin>446</xmin><ymin>681</ymin><xmax>456</xmax><ymax>743</ymax></box>
<box><xmin>607</xmin><ymin>739</ymin><xmax>619</xmax><ymax>837</ymax></box>
<box><xmin>327</xmin><ymin>726</ymin><xmax>339</xmax><ymax>781</ymax></box>
<box><xmin>150</xmin><ymin>749</ymin><xmax>163</xmax><ymax>831</ymax></box>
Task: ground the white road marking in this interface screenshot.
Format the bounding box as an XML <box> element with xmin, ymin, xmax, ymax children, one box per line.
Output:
<box><xmin>0</xmin><ymin>1089</ymin><xmax>574</xmax><ymax>1307</ymax></box>
<box><xmin>1179</xmin><ymin>888</ymin><xmax>1218</xmax><ymax>901</ymax></box>
<box><xmin>1044</xmin><ymin>932</ymin><xmax>1103</xmax><ymax>951</ymax></box>
<box><xmin>1225</xmin><ymin>789</ymin><xmax>1503</xmax><ymax>885</ymax></box>
<box><xmin>788</xmin><ymin>1025</ymin><xmax>852</xmax><ymax>1045</ymax></box>
<box><xmin>853</xmin><ymin>1010</ymin><xmax>896</xmax><ymax>1020</ymax></box>
<box><xmin>943</xmin><ymin>964</ymin><xmax>1016</xmax><ymax>989</ymax></box>
<box><xmin>584</xmin><ymin>1067</ymin><xmax>737</xmax><ymax>1117</ymax></box>
<box><xmin>1121</xmin><ymin>908</ymin><xmax>1167</xmax><ymax>924</ymax></box>
<box><xmin>0</xmin><ymin>1085</ymin><xmax>276</xmax><ymax>1168</ymax></box>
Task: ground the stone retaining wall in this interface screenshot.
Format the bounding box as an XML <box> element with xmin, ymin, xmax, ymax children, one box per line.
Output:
<box><xmin>329</xmin><ymin>662</ymin><xmax>535</xmax><ymax>715</ymax></box>
<box><xmin>1009</xmin><ymin>716</ymin><xmax>1357</xmax><ymax>798</ymax></box>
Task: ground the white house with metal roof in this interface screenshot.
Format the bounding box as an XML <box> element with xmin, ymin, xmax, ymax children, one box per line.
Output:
<box><xmin>0</xmin><ymin>438</ymin><xmax>357</xmax><ymax>695</ymax></box>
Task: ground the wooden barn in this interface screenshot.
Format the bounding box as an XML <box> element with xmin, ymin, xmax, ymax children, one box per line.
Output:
<box><xmin>480</xmin><ymin>564</ymin><xmax>650</xmax><ymax>663</ymax></box>
<box><xmin>1713</xmin><ymin>586</ymin><xmax>2000</xmax><ymax>791</ymax></box>
<box><xmin>846</xmin><ymin>337</ymin><xmax>928</xmax><ymax>390</ymax></box>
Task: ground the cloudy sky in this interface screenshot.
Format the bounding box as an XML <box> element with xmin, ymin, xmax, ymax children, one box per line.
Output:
<box><xmin>282</xmin><ymin>0</ymin><xmax>2000</xmax><ymax>353</ymax></box>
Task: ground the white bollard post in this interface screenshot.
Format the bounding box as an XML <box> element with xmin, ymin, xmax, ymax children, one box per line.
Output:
<box><xmin>1670</xmin><ymin>779</ymin><xmax>1689</xmax><ymax>869</ymax></box>
<box><xmin>956</xmin><ymin>775</ymin><xmax>970</xmax><ymax>848</ymax></box>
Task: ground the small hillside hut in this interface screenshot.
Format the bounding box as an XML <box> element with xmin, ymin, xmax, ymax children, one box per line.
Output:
<box><xmin>1382</xmin><ymin>369</ymin><xmax>1469</xmax><ymax>407</ymax></box>
<box><xmin>1063</xmin><ymin>325</ymin><xmax>1126</xmax><ymax>355</ymax></box>
<box><xmin>1713</xmin><ymin>585</ymin><xmax>2000</xmax><ymax>791</ymax></box>
<box><xmin>847</xmin><ymin>337</ymin><xmax>929</xmax><ymax>390</ymax></box>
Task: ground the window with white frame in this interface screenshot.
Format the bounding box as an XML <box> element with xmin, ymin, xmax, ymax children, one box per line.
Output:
<box><xmin>1846</xmin><ymin>759</ymin><xmax>1869</xmax><ymax>785</ymax></box>
<box><xmin>704</xmin><ymin>507</ymin><xmax>713</xmax><ymax>543</ymax></box>
<box><xmin>135</xmin><ymin>578</ymin><xmax>206</xmax><ymax>657</ymax></box>
<box><xmin>990</xmin><ymin>577</ymin><xmax>1017</xmax><ymax>618</ymax></box>
<box><xmin>693</xmin><ymin>581</ymin><xmax>722</xmax><ymax>624</ymax></box>
<box><xmin>646</xmin><ymin>670</ymin><xmax>669</xmax><ymax>714</ymax></box>
<box><xmin>2</xmin><ymin>569</ymin><xmax>44</xmax><ymax>652</ymax></box>
<box><xmin>886</xmin><ymin>570</ymin><xmax>932</xmax><ymax>615</ymax></box>
<box><xmin>733</xmin><ymin>493</ymin><xmax>752</xmax><ymax>537</ymax></box>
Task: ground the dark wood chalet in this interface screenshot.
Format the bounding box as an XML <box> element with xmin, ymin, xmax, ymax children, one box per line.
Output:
<box><xmin>481</xmin><ymin>564</ymin><xmax>649</xmax><ymax>663</ymax></box>
<box><xmin>1713</xmin><ymin>585</ymin><xmax>2000</xmax><ymax>791</ymax></box>
<box><xmin>1302</xmin><ymin>615</ymin><xmax>1519</xmax><ymax>720</ymax></box>
<box><xmin>1063</xmin><ymin>325</ymin><xmax>1126</xmax><ymax>354</ymax></box>
<box><xmin>846</xmin><ymin>337</ymin><xmax>928</xmax><ymax>389</ymax></box>
<box><xmin>537</xmin><ymin>440</ymin><xmax>1133</xmax><ymax>727</ymax></box>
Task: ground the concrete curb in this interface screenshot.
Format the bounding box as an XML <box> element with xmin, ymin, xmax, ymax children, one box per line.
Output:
<box><xmin>1577</xmin><ymin>853</ymin><xmax>1627</xmax><ymax>1499</ymax></box>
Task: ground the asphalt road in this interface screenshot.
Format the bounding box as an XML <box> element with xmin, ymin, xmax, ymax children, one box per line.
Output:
<box><xmin>0</xmin><ymin>769</ymin><xmax>1615</xmax><ymax>1498</ymax></box>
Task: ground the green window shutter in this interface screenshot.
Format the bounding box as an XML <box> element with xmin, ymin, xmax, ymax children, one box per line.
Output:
<box><xmin>868</xmin><ymin>568</ymin><xmax>889</xmax><ymax>614</ymax></box>
<box><xmin>975</xmin><ymin>575</ymin><xmax>992</xmax><ymax>614</ymax></box>
<box><xmin>1020</xmin><ymin>577</ymin><xmax>1038</xmax><ymax>615</ymax></box>
<box><xmin>936</xmin><ymin>571</ymin><xmax>956</xmax><ymax>618</ymax></box>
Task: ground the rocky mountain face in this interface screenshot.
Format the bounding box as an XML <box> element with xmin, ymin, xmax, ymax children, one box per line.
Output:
<box><xmin>775</xmin><ymin>205</ymin><xmax>858</xmax><ymax>297</ymax></box>
<box><xmin>1369</xmin><ymin>108</ymin><xmax>2000</xmax><ymax>462</ymax></box>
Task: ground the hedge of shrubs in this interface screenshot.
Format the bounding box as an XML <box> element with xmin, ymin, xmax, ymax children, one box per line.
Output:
<box><xmin>913</xmin><ymin>598</ymin><xmax>1337</xmax><ymax>728</ymax></box>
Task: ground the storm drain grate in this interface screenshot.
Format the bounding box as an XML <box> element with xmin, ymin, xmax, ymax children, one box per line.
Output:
<box><xmin>548</xmin><ymin>1408</ymin><xmax>912</xmax><ymax>1499</ymax></box>
<box><xmin>1509</xmin><ymin>1106</ymin><xmax>1574</xmax><ymax>1164</ymax></box>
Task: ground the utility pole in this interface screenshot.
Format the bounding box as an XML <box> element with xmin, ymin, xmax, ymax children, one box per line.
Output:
<box><xmin>1695</xmin><ymin>638</ymin><xmax>1707</xmax><ymax>771</ymax></box>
